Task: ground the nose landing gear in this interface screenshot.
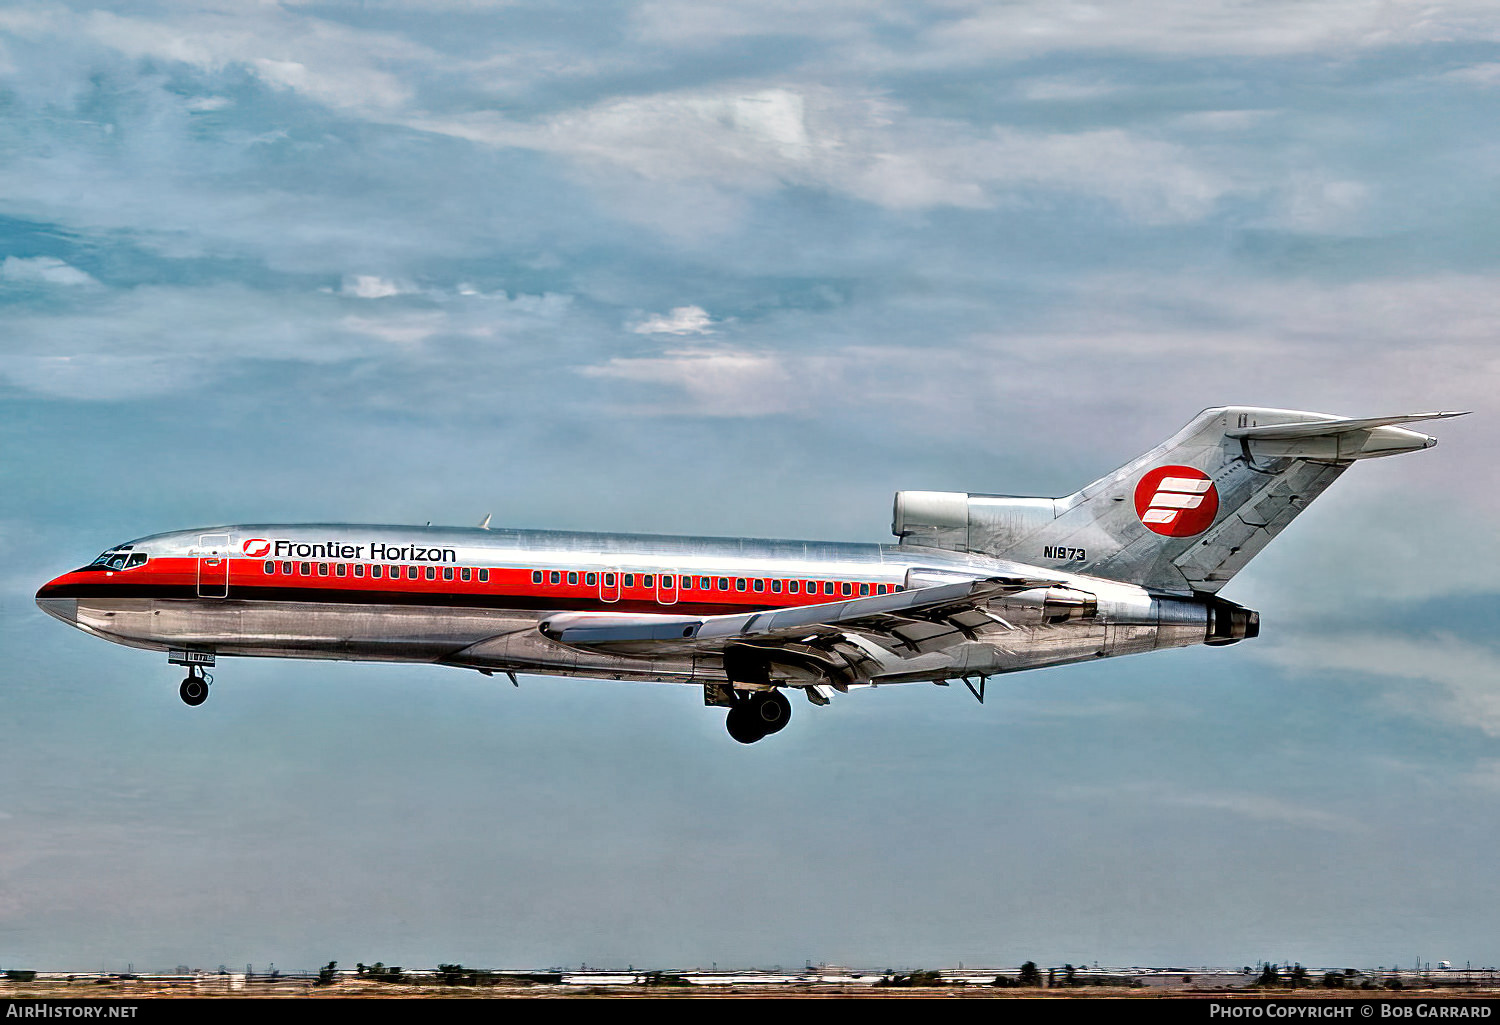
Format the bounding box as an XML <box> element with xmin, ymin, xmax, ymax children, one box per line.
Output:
<box><xmin>725</xmin><ymin>689</ymin><xmax>791</xmax><ymax>744</ymax></box>
<box><xmin>169</xmin><ymin>650</ymin><xmax>215</xmax><ymax>707</ymax></box>
<box><xmin>178</xmin><ymin>667</ymin><xmax>211</xmax><ymax>706</ymax></box>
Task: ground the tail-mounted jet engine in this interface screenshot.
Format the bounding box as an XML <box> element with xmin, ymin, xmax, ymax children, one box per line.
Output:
<box><xmin>1205</xmin><ymin>597</ymin><xmax>1259</xmax><ymax>646</ymax></box>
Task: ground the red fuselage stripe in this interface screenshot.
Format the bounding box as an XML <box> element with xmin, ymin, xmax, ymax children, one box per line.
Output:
<box><xmin>41</xmin><ymin>557</ymin><xmax>898</xmax><ymax>612</ymax></box>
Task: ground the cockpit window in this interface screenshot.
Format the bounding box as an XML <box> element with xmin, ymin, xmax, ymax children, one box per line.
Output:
<box><xmin>80</xmin><ymin>546</ymin><xmax>148</xmax><ymax>572</ymax></box>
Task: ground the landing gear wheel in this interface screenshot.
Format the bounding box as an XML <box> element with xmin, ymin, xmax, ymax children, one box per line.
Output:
<box><xmin>753</xmin><ymin>690</ymin><xmax>792</xmax><ymax>735</ymax></box>
<box><xmin>725</xmin><ymin>703</ymin><xmax>765</xmax><ymax>744</ymax></box>
<box><xmin>179</xmin><ymin>675</ymin><xmax>209</xmax><ymax>707</ymax></box>
<box><xmin>724</xmin><ymin>690</ymin><xmax>793</xmax><ymax>743</ymax></box>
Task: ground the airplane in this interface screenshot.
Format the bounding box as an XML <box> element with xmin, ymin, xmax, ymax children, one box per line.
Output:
<box><xmin>36</xmin><ymin>405</ymin><xmax>1463</xmax><ymax>744</ymax></box>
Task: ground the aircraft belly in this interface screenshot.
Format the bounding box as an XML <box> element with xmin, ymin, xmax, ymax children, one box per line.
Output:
<box><xmin>72</xmin><ymin>597</ymin><xmax>707</xmax><ymax>680</ymax></box>
<box><xmin>73</xmin><ymin>598</ymin><xmax>531</xmax><ymax>664</ymax></box>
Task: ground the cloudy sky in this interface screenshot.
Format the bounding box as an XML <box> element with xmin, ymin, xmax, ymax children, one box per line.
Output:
<box><xmin>2</xmin><ymin>0</ymin><xmax>1498</xmax><ymax>974</ymax></box>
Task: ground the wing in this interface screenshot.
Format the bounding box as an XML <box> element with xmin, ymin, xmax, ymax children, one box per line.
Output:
<box><xmin>538</xmin><ymin>575</ymin><xmax>1095</xmax><ymax>690</ymax></box>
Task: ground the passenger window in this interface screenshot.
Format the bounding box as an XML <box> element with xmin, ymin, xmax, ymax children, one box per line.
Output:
<box><xmin>336</xmin><ymin>564</ymin><xmax>347</xmax><ymax>577</ymax></box>
<box><xmin>823</xmin><ymin>582</ymin><xmax>834</xmax><ymax>595</ymax></box>
<box><xmin>425</xmin><ymin>566</ymin><xmax>436</xmax><ymax>580</ymax></box>
<box><xmin>392</xmin><ymin>565</ymin><xmax>402</xmax><ymax>580</ymax></box>
<box><xmin>788</xmin><ymin>580</ymin><xmax>799</xmax><ymax>594</ymax></box>
<box><xmin>662</xmin><ymin>575</ymin><xmax>673</xmax><ymax>589</ymax></box>
<box><xmin>699</xmin><ymin>577</ymin><xmax>711</xmax><ymax>589</ymax></box>
<box><xmin>461</xmin><ymin>568</ymin><xmax>471</xmax><ymax>582</ymax></box>
<box><xmin>604</xmin><ymin>573</ymin><xmax>615</xmax><ymax>587</ymax></box>
<box><xmin>735</xmin><ymin>578</ymin><xmax>746</xmax><ymax>592</ymax></box>
<box><xmin>585</xmin><ymin>572</ymin><xmax>597</xmax><ymax>586</ymax></box>
<box><xmin>717</xmin><ymin>578</ymin><xmax>728</xmax><ymax>590</ymax></box>
<box><xmin>444</xmin><ymin>567</ymin><xmax>455</xmax><ymax>581</ymax></box>
<box><xmin>842</xmin><ymin>582</ymin><xmax>853</xmax><ymax>596</ymax></box>
<box><xmin>752</xmin><ymin>579</ymin><xmax>764</xmax><ymax>592</ymax></box>
<box><xmin>265</xmin><ymin>561</ymin><xmax>275</xmax><ymax>574</ymax></box>
<box><xmin>478</xmin><ymin>569</ymin><xmax>489</xmax><ymax>583</ymax></box>
<box><xmin>876</xmin><ymin>584</ymin><xmax>885</xmax><ymax>594</ymax></box>
<box><xmin>642</xmin><ymin>574</ymin><xmax>654</xmax><ymax>588</ymax></box>
<box><xmin>859</xmin><ymin>583</ymin><xmax>869</xmax><ymax>596</ymax></box>
<box><xmin>372</xmin><ymin>566</ymin><xmax>383</xmax><ymax>579</ymax></box>
<box><xmin>624</xmin><ymin>573</ymin><xmax>635</xmax><ymax>587</ymax></box>
<box><xmin>281</xmin><ymin>562</ymin><xmax>293</xmax><ymax>575</ymax></box>
<box><xmin>319</xmin><ymin>564</ymin><xmax>329</xmax><ymax>577</ymax></box>
<box><xmin>407</xmin><ymin>566</ymin><xmax>418</xmax><ymax>580</ymax></box>
<box><xmin>354</xmin><ymin>565</ymin><xmax>365</xmax><ymax>578</ymax></box>
<box><xmin>550</xmin><ymin>571</ymin><xmax>561</xmax><ymax>585</ymax></box>
<box><xmin>301</xmin><ymin>562</ymin><xmax>311</xmax><ymax>575</ymax></box>
<box><xmin>771</xmin><ymin>580</ymin><xmax>782</xmax><ymax>593</ymax></box>
<box><xmin>567</xmin><ymin>571</ymin><xmax>578</xmax><ymax>585</ymax></box>
<box><xmin>531</xmin><ymin>570</ymin><xmax>542</xmax><ymax>584</ymax></box>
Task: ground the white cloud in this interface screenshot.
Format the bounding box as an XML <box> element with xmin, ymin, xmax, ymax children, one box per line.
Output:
<box><xmin>0</xmin><ymin>6</ymin><xmax>430</xmax><ymax>116</ymax></box>
<box><xmin>1060</xmin><ymin>782</ymin><xmax>1359</xmax><ymax>832</ymax></box>
<box><xmin>84</xmin><ymin>9</ymin><xmax>423</xmax><ymax>114</ymax></box>
<box><xmin>0</xmin><ymin>282</ymin><xmax>578</xmax><ymax>399</ymax></box>
<box><xmin>1257</xmin><ymin>634</ymin><xmax>1500</xmax><ymax>739</ymax></box>
<box><xmin>340</xmin><ymin>274</ymin><xmax>415</xmax><ymax>299</ymax></box>
<box><xmin>629</xmin><ymin>0</ymin><xmax>1500</xmax><ymax>61</ymax></box>
<box><xmin>581</xmin><ymin>272</ymin><xmax>1500</xmax><ymax>435</ymax></box>
<box><xmin>581</xmin><ymin>346</ymin><xmax>802</xmax><ymax>415</ymax></box>
<box><xmin>1</xmin><ymin>255</ymin><xmax>97</xmax><ymax>287</ymax></box>
<box><xmin>629</xmin><ymin>0</ymin><xmax>892</xmax><ymax>46</ymax></box>
<box><xmin>339</xmin><ymin>311</ymin><xmax>446</xmax><ymax>346</ymax></box>
<box><xmin>1017</xmin><ymin>75</ymin><xmax>1122</xmax><ymax>101</ymax></box>
<box><xmin>1170</xmin><ymin>109</ymin><xmax>1276</xmax><ymax>131</ymax></box>
<box><xmin>415</xmin><ymin>86</ymin><xmax>1237</xmax><ymax>223</ymax></box>
<box><xmin>630</xmin><ymin>305</ymin><xmax>715</xmax><ymax>335</ymax></box>
<box><xmin>920</xmin><ymin>0</ymin><xmax>1500</xmax><ymax>60</ymax></box>
<box><xmin>1439</xmin><ymin>62</ymin><xmax>1500</xmax><ymax>87</ymax></box>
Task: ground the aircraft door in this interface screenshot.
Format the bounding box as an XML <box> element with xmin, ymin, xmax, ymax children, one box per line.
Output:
<box><xmin>196</xmin><ymin>533</ymin><xmax>230</xmax><ymax>598</ymax></box>
<box><xmin>600</xmin><ymin>568</ymin><xmax>620</xmax><ymax>603</ymax></box>
<box><xmin>657</xmin><ymin>572</ymin><xmax>678</xmax><ymax>605</ymax></box>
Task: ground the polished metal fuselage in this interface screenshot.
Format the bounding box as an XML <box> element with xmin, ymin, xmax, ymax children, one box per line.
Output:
<box><xmin>40</xmin><ymin>523</ymin><xmax>1213</xmax><ymax>688</ymax></box>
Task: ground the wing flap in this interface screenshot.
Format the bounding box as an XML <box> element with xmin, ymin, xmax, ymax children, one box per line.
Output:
<box><xmin>538</xmin><ymin>574</ymin><xmax>1063</xmax><ymax>656</ymax></box>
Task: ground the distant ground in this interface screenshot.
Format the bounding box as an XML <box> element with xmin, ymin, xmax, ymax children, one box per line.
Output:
<box><xmin>5</xmin><ymin>969</ymin><xmax>1500</xmax><ymax>999</ymax></box>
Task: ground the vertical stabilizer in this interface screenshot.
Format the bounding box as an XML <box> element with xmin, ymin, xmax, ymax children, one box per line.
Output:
<box><xmin>893</xmin><ymin>406</ymin><xmax>1462</xmax><ymax>594</ymax></box>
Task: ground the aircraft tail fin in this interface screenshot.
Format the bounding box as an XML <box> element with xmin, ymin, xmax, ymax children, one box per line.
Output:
<box><xmin>893</xmin><ymin>406</ymin><xmax>1464</xmax><ymax>594</ymax></box>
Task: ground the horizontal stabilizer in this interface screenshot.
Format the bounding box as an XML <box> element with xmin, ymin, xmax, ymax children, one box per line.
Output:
<box><xmin>1226</xmin><ymin>411</ymin><xmax>1468</xmax><ymax>440</ymax></box>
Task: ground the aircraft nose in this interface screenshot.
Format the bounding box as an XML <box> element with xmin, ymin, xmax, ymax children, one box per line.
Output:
<box><xmin>36</xmin><ymin>577</ymin><xmax>78</xmax><ymax>625</ymax></box>
<box><xmin>37</xmin><ymin>597</ymin><xmax>78</xmax><ymax>625</ymax></box>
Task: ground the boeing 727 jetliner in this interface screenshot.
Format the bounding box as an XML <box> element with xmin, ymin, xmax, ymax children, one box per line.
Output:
<box><xmin>37</xmin><ymin>406</ymin><xmax>1462</xmax><ymax>743</ymax></box>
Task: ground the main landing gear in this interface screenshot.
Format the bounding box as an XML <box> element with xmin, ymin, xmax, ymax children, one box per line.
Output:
<box><xmin>178</xmin><ymin>666</ymin><xmax>211</xmax><ymax>707</ymax></box>
<box><xmin>725</xmin><ymin>689</ymin><xmax>791</xmax><ymax>745</ymax></box>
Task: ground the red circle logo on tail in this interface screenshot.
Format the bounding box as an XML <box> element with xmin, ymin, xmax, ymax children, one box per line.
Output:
<box><xmin>242</xmin><ymin>538</ymin><xmax>272</xmax><ymax>558</ymax></box>
<box><xmin>1134</xmin><ymin>466</ymin><xmax>1219</xmax><ymax>537</ymax></box>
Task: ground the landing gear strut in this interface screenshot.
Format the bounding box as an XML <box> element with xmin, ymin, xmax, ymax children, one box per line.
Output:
<box><xmin>179</xmin><ymin>667</ymin><xmax>210</xmax><ymax>707</ymax></box>
<box><xmin>725</xmin><ymin>689</ymin><xmax>791</xmax><ymax>744</ymax></box>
